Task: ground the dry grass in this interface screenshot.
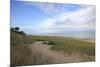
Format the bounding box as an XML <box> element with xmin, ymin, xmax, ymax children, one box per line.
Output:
<box><xmin>29</xmin><ymin>35</ymin><xmax>95</xmax><ymax>61</ymax></box>
<box><xmin>11</xmin><ymin>45</ymin><xmax>53</xmax><ymax>66</ymax></box>
<box><xmin>11</xmin><ymin>33</ymin><xmax>95</xmax><ymax>66</ymax></box>
<box><xmin>11</xmin><ymin>32</ymin><xmax>53</xmax><ymax>66</ymax></box>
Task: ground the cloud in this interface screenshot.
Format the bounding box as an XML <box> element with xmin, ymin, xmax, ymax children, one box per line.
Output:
<box><xmin>23</xmin><ymin>1</ymin><xmax>88</xmax><ymax>16</ymax></box>
<box><xmin>23</xmin><ymin>2</ymin><xmax>68</xmax><ymax>15</ymax></box>
<box><xmin>38</xmin><ymin>5</ymin><xmax>95</xmax><ymax>33</ymax></box>
<box><xmin>16</xmin><ymin>1</ymin><xmax>95</xmax><ymax>35</ymax></box>
<box><xmin>34</xmin><ymin>2</ymin><xmax>63</xmax><ymax>15</ymax></box>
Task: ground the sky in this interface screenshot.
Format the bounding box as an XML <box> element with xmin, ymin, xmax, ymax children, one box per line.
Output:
<box><xmin>11</xmin><ymin>0</ymin><xmax>95</xmax><ymax>38</ymax></box>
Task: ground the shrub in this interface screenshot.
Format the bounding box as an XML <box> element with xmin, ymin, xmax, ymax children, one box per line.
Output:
<box><xmin>42</xmin><ymin>42</ymin><xmax>48</xmax><ymax>44</ymax></box>
<box><xmin>48</xmin><ymin>41</ymin><xmax>56</xmax><ymax>45</ymax></box>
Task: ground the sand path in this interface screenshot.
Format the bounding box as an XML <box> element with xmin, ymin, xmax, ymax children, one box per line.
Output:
<box><xmin>30</xmin><ymin>41</ymin><xmax>82</xmax><ymax>63</ymax></box>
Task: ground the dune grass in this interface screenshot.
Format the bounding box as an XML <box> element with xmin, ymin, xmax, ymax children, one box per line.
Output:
<box><xmin>11</xmin><ymin>32</ymin><xmax>53</xmax><ymax>66</ymax></box>
<box><xmin>11</xmin><ymin>31</ymin><xmax>34</xmax><ymax>45</ymax></box>
<box><xmin>11</xmin><ymin>33</ymin><xmax>95</xmax><ymax>66</ymax></box>
<box><xmin>30</xmin><ymin>35</ymin><xmax>95</xmax><ymax>61</ymax></box>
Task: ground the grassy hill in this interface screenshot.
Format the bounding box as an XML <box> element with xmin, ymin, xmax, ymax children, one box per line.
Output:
<box><xmin>11</xmin><ymin>31</ymin><xmax>95</xmax><ymax>66</ymax></box>
<box><xmin>29</xmin><ymin>35</ymin><xmax>95</xmax><ymax>61</ymax></box>
<box><xmin>10</xmin><ymin>32</ymin><xmax>53</xmax><ymax>66</ymax></box>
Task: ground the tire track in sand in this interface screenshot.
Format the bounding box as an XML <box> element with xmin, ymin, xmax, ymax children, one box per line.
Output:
<box><xmin>30</xmin><ymin>41</ymin><xmax>83</xmax><ymax>63</ymax></box>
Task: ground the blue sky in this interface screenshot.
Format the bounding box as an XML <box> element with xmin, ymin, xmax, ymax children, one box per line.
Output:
<box><xmin>11</xmin><ymin>0</ymin><xmax>95</xmax><ymax>38</ymax></box>
<box><xmin>11</xmin><ymin>1</ymin><xmax>51</xmax><ymax>29</ymax></box>
<box><xmin>11</xmin><ymin>1</ymin><xmax>82</xmax><ymax>28</ymax></box>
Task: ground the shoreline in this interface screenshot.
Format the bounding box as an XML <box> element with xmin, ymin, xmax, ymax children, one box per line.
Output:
<box><xmin>28</xmin><ymin>34</ymin><xmax>95</xmax><ymax>43</ymax></box>
<box><xmin>74</xmin><ymin>37</ymin><xmax>95</xmax><ymax>43</ymax></box>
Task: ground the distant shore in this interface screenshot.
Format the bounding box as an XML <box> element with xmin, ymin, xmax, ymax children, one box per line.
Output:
<box><xmin>78</xmin><ymin>38</ymin><xmax>95</xmax><ymax>43</ymax></box>
<box><xmin>28</xmin><ymin>34</ymin><xmax>95</xmax><ymax>43</ymax></box>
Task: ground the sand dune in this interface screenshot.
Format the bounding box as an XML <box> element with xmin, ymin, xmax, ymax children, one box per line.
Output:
<box><xmin>30</xmin><ymin>41</ymin><xmax>83</xmax><ymax>63</ymax></box>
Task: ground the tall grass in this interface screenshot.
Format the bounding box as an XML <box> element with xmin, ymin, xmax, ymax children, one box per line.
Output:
<box><xmin>11</xmin><ymin>32</ymin><xmax>33</xmax><ymax>45</ymax></box>
<box><xmin>29</xmin><ymin>35</ymin><xmax>95</xmax><ymax>55</ymax></box>
<box><xmin>30</xmin><ymin>35</ymin><xmax>95</xmax><ymax>61</ymax></box>
<box><xmin>11</xmin><ymin>33</ymin><xmax>95</xmax><ymax>66</ymax></box>
<box><xmin>11</xmin><ymin>32</ymin><xmax>53</xmax><ymax>66</ymax></box>
<box><xmin>11</xmin><ymin>45</ymin><xmax>53</xmax><ymax>66</ymax></box>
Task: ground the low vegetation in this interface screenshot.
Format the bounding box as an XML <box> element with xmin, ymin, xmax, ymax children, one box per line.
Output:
<box><xmin>11</xmin><ymin>27</ymin><xmax>53</xmax><ymax>66</ymax></box>
<box><xmin>30</xmin><ymin>35</ymin><xmax>95</xmax><ymax>61</ymax></box>
<box><xmin>11</xmin><ymin>27</ymin><xmax>95</xmax><ymax>66</ymax></box>
<box><xmin>48</xmin><ymin>41</ymin><xmax>56</xmax><ymax>45</ymax></box>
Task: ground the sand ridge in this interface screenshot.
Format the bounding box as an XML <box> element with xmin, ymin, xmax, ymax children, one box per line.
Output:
<box><xmin>30</xmin><ymin>41</ymin><xmax>83</xmax><ymax>63</ymax></box>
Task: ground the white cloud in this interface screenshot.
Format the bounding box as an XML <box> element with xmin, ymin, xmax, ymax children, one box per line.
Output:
<box><xmin>23</xmin><ymin>1</ymin><xmax>90</xmax><ymax>16</ymax></box>
<box><xmin>38</xmin><ymin>5</ymin><xmax>95</xmax><ymax>33</ymax></box>
<box><xmin>23</xmin><ymin>1</ymin><xmax>68</xmax><ymax>15</ymax></box>
<box><xmin>18</xmin><ymin>1</ymin><xmax>95</xmax><ymax>35</ymax></box>
<box><xmin>34</xmin><ymin>2</ymin><xmax>62</xmax><ymax>15</ymax></box>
